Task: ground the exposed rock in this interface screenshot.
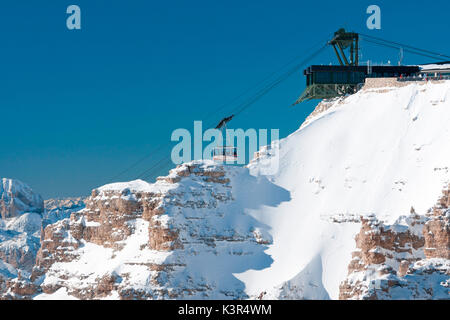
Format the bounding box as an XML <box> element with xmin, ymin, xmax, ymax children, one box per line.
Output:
<box><xmin>423</xmin><ymin>188</ymin><xmax>450</xmax><ymax>259</ymax></box>
<box><xmin>2</xmin><ymin>275</ymin><xmax>39</xmax><ymax>300</ymax></box>
<box><xmin>339</xmin><ymin>185</ymin><xmax>450</xmax><ymax>300</ymax></box>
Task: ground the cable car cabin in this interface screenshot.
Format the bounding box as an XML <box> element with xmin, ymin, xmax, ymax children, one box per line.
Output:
<box><xmin>294</xmin><ymin>65</ymin><xmax>420</xmax><ymax>104</ymax></box>
<box><xmin>212</xmin><ymin>146</ymin><xmax>238</xmax><ymax>162</ymax></box>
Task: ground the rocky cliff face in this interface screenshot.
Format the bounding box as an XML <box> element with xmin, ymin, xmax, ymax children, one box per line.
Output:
<box><xmin>28</xmin><ymin>161</ymin><xmax>284</xmax><ymax>299</ymax></box>
<box><xmin>339</xmin><ymin>186</ymin><xmax>450</xmax><ymax>299</ymax></box>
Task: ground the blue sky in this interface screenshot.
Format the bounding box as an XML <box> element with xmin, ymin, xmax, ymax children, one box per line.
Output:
<box><xmin>1</xmin><ymin>0</ymin><xmax>449</xmax><ymax>198</ymax></box>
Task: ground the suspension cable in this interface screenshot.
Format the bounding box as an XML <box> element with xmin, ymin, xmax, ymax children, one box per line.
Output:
<box><xmin>115</xmin><ymin>39</ymin><xmax>330</xmax><ymax>182</ymax></box>
<box><xmin>361</xmin><ymin>38</ymin><xmax>449</xmax><ymax>61</ymax></box>
<box><xmin>359</xmin><ymin>33</ymin><xmax>450</xmax><ymax>60</ymax></box>
<box><xmin>136</xmin><ymin>45</ymin><xmax>328</xmax><ymax>181</ymax></box>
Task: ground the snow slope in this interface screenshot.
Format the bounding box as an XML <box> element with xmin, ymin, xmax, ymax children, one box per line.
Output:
<box><xmin>240</xmin><ymin>81</ymin><xmax>450</xmax><ymax>299</ymax></box>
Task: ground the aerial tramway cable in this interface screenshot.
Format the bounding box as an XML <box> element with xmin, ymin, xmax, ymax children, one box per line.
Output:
<box><xmin>361</xmin><ymin>38</ymin><xmax>449</xmax><ymax>61</ymax></box>
<box><xmin>137</xmin><ymin>46</ymin><xmax>327</xmax><ymax>180</ymax></box>
<box><xmin>107</xmin><ymin>38</ymin><xmax>329</xmax><ymax>183</ymax></box>
<box><xmin>231</xmin><ymin>45</ymin><xmax>327</xmax><ymax>117</ymax></box>
<box><xmin>359</xmin><ymin>33</ymin><xmax>450</xmax><ymax>60</ymax></box>
<box><xmin>134</xmin><ymin>43</ymin><xmax>329</xmax><ymax>181</ymax></box>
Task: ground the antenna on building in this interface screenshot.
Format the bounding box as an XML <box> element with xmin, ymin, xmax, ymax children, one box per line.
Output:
<box><xmin>398</xmin><ymin>47</ymin><xmax>404</xmax><ymax>66</ymax></box>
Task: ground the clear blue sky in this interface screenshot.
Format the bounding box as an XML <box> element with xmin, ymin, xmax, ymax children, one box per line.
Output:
<box><xmin>1</xmin><ymin>0</ymin><xmax>449</xmax><ymax>198</ymax></box>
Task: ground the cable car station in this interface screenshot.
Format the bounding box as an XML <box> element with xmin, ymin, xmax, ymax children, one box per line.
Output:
<box><xmin>293</xmin><ymin>29</ymin><xmax>421</xmax><ymax>104</ymax></box>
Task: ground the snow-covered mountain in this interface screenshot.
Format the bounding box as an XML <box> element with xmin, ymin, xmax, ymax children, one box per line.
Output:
<box><xmin>0</xmin><ymin>181</ymin><xmax>86</xmax><ymax>299</ymax></box>
<box><xmin>1</xmin><ymin>178</ymin><xmax>43</xmax><ymax>219</ymax></box>
<box><xmin>1</xmin><ymin>79</ymin><xmax>449</xmax><ymax>299</ymax></box>
<box><xmin>42</xmin><ymin>197</ymin><xmax>86</xmax><ymax>228</ymax></box>
<box><xmin>0</xmin><ymin>179</ymin><xmax>43</xmax><ymax>297</ymax></box>
<box><xmin>31</xmin><ymin>162</ymin><xmax>286</xmax><ymax>299</ymax></box>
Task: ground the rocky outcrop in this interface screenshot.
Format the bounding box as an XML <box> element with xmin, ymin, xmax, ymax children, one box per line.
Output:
<box><xmin>423</xmin><ymin>188</ymin><xmax>450</xmax><ymax>259</ymax></box>
<box><xmin>339</xmin><ymin>186</ymin><xmax>450</xmax><ymax>300</ymax></box>
<box><xmin>30</xmin><ymin>161</ymin><xmax>277</xmax><ymax>299</ymax></box>
<box><xmin>1</xmin><ymin>274</ymin><xmax>39</xmax><ymax>300</ymax></box>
